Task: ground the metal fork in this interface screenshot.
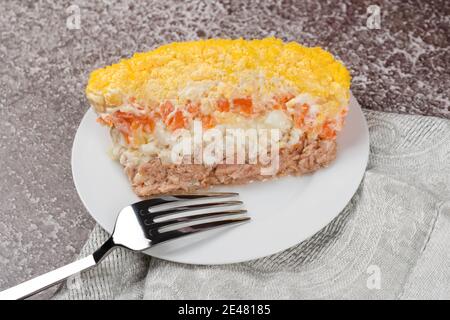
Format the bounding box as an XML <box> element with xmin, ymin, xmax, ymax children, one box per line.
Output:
<box><xmin>0</xmin><ymin>192</ymin><xmax>249</xmax><ymax>300</ymax></box>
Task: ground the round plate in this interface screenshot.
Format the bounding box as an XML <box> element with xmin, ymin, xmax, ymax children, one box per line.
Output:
<box><xmin>72</xmin><ymin>94</ymin><xmax>369</xmax><ymax>265</ymax></box>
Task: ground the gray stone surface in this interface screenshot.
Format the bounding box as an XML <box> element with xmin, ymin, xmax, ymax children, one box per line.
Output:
<box><xmin>0</xmin><ymin>0</ymin><xmax>448</xmax><ymax>295</ymax></box>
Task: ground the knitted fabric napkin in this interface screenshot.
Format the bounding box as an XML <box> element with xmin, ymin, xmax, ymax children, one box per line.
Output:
<box><xmin>53</xmin><ymin>110</ymin><xmax>450</xmax><ymax>300</ymax></box>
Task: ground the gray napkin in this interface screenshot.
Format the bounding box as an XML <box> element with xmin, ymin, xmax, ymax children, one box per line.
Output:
<box><xmin>53</xmin><ymin>110</ymin><xmax>450</xmax><ymax>300</ymax></box>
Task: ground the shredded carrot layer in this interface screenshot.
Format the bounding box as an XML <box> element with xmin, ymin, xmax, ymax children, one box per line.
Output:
<box><xmin>97</xmin><ymin>93</ymin><xmax>339</xmax><ymax>146</ymax></box>
<box><xmin>232</xmin><ymin>98</ymin><xmax>253</xmax><ymax>115</ymax></box>
<box><xmin>217</xmin><ymin>98</ymin><xmax>230</xmax><ymax>112</ymax></box>
<box><xmin>98</xmin><ymin>111</ymin><xmax>155</xmax><ymax>145</ymax></box>
<box><xmin>319</xmin><ymin>120</ymin><xmax>337</xmax><ymax>140</ymax></box>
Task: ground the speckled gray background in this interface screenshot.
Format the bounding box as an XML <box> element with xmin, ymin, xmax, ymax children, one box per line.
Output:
<box><xmin>0</xmin><ymin>0</ymin><xmax>449</xmax><ymax>297</ymax></box>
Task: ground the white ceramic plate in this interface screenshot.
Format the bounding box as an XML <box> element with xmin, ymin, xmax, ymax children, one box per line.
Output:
<box><xmin>72</xmin><ymin>94</ymin><xmax>369</xmax><ymax>265</ymax></box>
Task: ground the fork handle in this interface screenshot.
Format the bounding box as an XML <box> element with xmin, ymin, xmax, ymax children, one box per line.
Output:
<box><xmin>0</xmin><ymin>237</ymin><xmax>116</xmax><ymax>300</ymax></box>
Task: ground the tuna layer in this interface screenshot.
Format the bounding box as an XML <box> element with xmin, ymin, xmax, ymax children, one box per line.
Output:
<box><xmin>124</xmin><ymin>137</ymin><xmax>337</xmax><ymax>197</ymax></box>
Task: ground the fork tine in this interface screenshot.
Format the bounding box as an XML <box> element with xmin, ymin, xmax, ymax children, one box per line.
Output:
<box><xmin>164</xmin><ymin>192</ymin><xmax>239</xmax><ymax>199</ymax></box>
<box><xmin>142</xmin><ymin>193</ymin><xmax>240</xmax><ymax>214</ymax></box>
<box><xmin>149</xmin><ymin>201</ymin><xmax>243</xmax><ymax>220</ymax></box>
<box><xmin>132</xmin><ymin>192</ymin><xmax>240</xmax><ymax>214</ymax></box>
<box><xmin>149</xmin><ymin>210</ymin><xmax>247</xmax><ymax>229</ymax></box>
<box><xmin>150</xmin><ymin>216</ymin><xmax>250</xmax><ymax>245</ymax></box>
